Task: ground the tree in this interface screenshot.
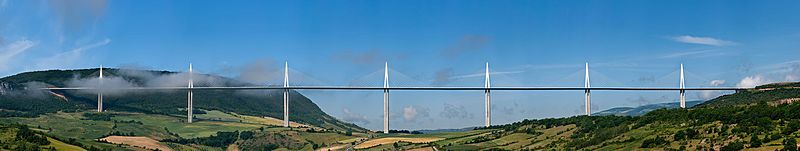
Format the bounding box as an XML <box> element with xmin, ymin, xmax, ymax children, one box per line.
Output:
<box><xmin>750</xmin><ymin>134</ymin><xmax>762</xmax><ymax>148</ymax></box>
<box><xmin>674</xmin><ymin>130</ymin><xmax>687</xmax><ymax>140</ymax></box>
<box><xmin>640</xmin><ymin>136</ymin><xmax>668</xmax><ymax>148</ymax></box>
<box><xmin>786</xmin><ymin>121</ymin><xmax>800</xmax><ymax>135</ymax></box>
<box><xmin>784</xmin><ymin>137</ymin><xmax>797</xmax><ymax>151</ymax></box>
<box><xmin>720</xmin><ymin>141</ymin><xmax>743</xmax><ymax>151</ymax></box>
<box><xmin>14</xmin><ymin>124</ymin><xmax>49</xmax><ymax>145</ymax></box>
<box><xmin>239</xmin><ymin>131</ymin><xmax>254</xmax><ymax>140</ymax></box>
<box><xmin>685</xmin><ymin>129</ymin><xmax>699</xmax><ymax>139</ymax></box>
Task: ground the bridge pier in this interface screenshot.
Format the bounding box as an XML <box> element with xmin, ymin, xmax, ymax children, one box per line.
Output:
<box><xmin>188</xmin><ymin>90</ymin><xmax>193</xmax><ymax>123</ymax></box>
<box><xmin>679</xmin><ymin>64</ymin><xmax>686</xmax><ymax>108</ymax></box>
<box><xmin>188</xmin><ymin>64</ymin><xmax>193</xmax><ymax>123</ymax></box>
<box><xmin>383</xmin><ymin>88</ymin><xmax>389</xmax><ymax>133</ymax></box>
<box><xmin>485</xmin><ymin>62</ymin><xmax>491</xmax><ymax>127</ymax></box>
<box><xmin>585</xmin><ymin>90</ymin><xmax>591</xmax><ymax>115</ymax></box>
<box><xmin>284</xmin><ymin>62</ymin><xmax>290</xmax><ymax>127</ymax></box>
<box><xmin>383</xmin><ymin>62</ymin><xmax>389</xmax><ymax>133</ymax></box>
<box><xmin>98</xmin><ymin>93</ymin><xmax>103</xmax><ymax>112</ymax></box>
<box><xmin>680</xmin><ymin>90</ymin><xmax>685</xmax><ymax>108</ymax></box>
<box><xmin>98</xmin><ymin>65</ymin><xmax>104</xmax><ymax>112</ymax></box>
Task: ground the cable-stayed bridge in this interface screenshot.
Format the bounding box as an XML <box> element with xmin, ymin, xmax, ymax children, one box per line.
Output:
<box><xmin>43</xmin><ymin>62</ymin><xmax>747</xmax><ymax>134</ymax></box>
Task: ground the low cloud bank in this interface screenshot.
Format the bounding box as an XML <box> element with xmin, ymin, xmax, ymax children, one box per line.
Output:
<box><xmin>58</xmin><ymin>68</ymin><xmax>232</xmax><ymax>95</ymax></box>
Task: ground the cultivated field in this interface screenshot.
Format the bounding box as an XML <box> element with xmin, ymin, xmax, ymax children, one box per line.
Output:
<box><xmin>355</xmin><ymin>137</ymin><xmax>444</xmax><ymax>149</ymax></box>
<box><xmin>194</xmin><ymin>110</ymin><xmax>312</xmax><ymax>128</ymax></box>
<box><xmin>45</xmin><ymin>137</ymin><xmax>86</xmax><ymax>151</ymax></box>
<box><xmin>100</xmin><ymin>136</ymin><xmax>172</xmax><ymax>151</ymax></box>
<box><xmin>0</xmin><ymin>110</ymin><xmax>351</xmax><ymax>150</ymax></box>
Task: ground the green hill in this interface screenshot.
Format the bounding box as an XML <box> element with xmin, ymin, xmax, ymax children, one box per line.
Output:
<box><xmin>0</xmin><ymin>68</ymin><xmax>366</xmax><ymax>133</ymax></box>
<box><xmin>594</xmin><ymin>100</ymin><xmax>705</xmax><ymax>116</ymax></box>
<box><xmin>697</xmin><ymin>85</ymin><xmax>800</xmax><ymax>108</ymax></box>
<box><xmin>354</xmin><ymin>82</ymin><xmax>800</xmax><ymax>150</ymax></box>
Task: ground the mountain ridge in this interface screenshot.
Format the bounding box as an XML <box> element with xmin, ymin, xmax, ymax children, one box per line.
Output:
<box><xmin>594</xmin><ymin>100</ymin><xmax>705</xmax><ymax>116</ymax></box>
<box><xmin>0</xmin><ymin>68</ymin><xmax>367</xmax><ymax>132</ymax></box>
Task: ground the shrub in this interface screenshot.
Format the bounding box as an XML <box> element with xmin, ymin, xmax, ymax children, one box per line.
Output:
<box><xmin>640</xmin><ymin>136</ymin><xmax>668</xmax><ymax>148</ymax></box>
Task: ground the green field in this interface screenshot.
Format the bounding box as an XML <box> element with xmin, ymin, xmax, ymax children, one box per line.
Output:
<box><xmin>0</xmin><ymin>110</ymin><xmax>361</xmax><ymax>150</ymax></box>
<box><xmin>44</xmin><ymin>137</ymin><xmax>86</xmax><ymax>151</ymax></box>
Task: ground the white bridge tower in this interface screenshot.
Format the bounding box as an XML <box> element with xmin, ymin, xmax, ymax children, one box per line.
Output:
<box><xmin>485</xmin><ymin>62</ymin><xmax>491</xmax><ymax>127</ymax></box>
<box><xmin>284</xmin><ymin>62</ymin><xmax>290</xmax><ymax>127</ymax></box>
<box><xmin>679</xmin><ymin>64</ymin><xmax>686</xmax><ymax>108</ymax></box>
<box><xmin>187</xmin><ymin>64</ymin><xmax>194</xmax><ymax>123</ymax></box>
<box><xmin>585</xmin><ymin>63</ymin><xmax>591</xmax><ymax>116</ymax></box>
<box><xmin>97</xmin><ymin>65</ymin><xmax>104</xmax><ymax>112</ymax></box>
<box><xmin>383</xmin><ymin>62</ymin><xmax>390</xmax><ymax>133</ymax></box>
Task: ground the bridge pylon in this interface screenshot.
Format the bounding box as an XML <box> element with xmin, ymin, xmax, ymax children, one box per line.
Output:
<box><xmin>680</xmin><ymin>64</ymin><xmax>685</xmax><ymax>108</ymax></box>
<box><xmin>585</xmin><ymin>63</ymin><xmax>591</xmax><ymax>116</ymax></box>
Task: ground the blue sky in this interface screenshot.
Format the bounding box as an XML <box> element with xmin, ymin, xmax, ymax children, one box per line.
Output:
<box><xmin>2</xmin><ymin>0</ymin><xmax>800</xmax><ymax>130</ymax></box>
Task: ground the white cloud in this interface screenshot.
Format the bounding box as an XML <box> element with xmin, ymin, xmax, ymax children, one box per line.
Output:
<box><xmin>491</xmin><ymin>104</ymin><xmax>519</xmax><ymax>115</ymax></box>
<box><xmin>0</xmin><ymin>39</ymin><xmax>35</xmax><ymax>71</ymax></box>
<box><xmin>35</xmin><ymin>38</ymin><xmax>110</xmax><ymax>69</ymax></box>
<box><xmin>518</xmin><ymin>64</ymin><xmax>580</xmax><ymax>70</ymax></box>
<box><xmin>65</xmin><ymin>76</ymin><xmax>137</xmax><ymax>95</ymax></box>
<box><xmin>671</xmin><ymin>35</ymin><xmax>736</xmax><ymax>46</ymax></box>
<box><xmin>441</xmin><ymin>35</ymin><xmax>490</xmax><ymax>58</ymax></box>
<box><xmin>699</xmin><ymin>80</ymin><xmax>727</xmax><ymax>100</ymax></box>
<box><xmin>660</xmin><ymin>49</ymin><xmax>723</xmax><ymax>58</ymax></box>
<box><xmin>730</xmin><ymin>62</ymin><xmax>800</xmax><ymax>88</ymax></box>
<box><xmin>517</xmin><ymin>62</ymin><xmax>644</xmax><ymax>71</ymax></box>
<box><xmin>341</xmin><ymin>108</ymin><xmax>370</xmax><ymax>125</ymax></box>
<box><xmin>787</xmin><ymin>75</ymin><xmax>799</xmax><ymax>81</ymax></box>
<box><xmin>451</xmin><ymin>70</ymin><xmax>524</xmax><ymax>79</ymax></box>
<box><xmin>403</xmin><ymin>106</ymin><xmax>418</xmax><ymax>121</ymax></box>
<box><xmin>785</xmin><ymin>63</ymin><xmax>800</xmax><ymax>81</ymax></box>
<box><xmin>698</xmin><ymin>91</ymin><xmax>719</xmax><ymax>100</ymax></box>
<box><xmin>439</xmin><ymin>103</ymin><xmax>473</xmax><ymax>119</ymax></box>
<box><xmin>709</xmin><ymin>80</ymin><xmax>726</xmax><ymax>86</ymax></box>
<box><xmin>401</xmin><ymin>105</ymin><xmax>430</xmax><ymax>122</ymax></box>
<box><xmin>737</xmin><ymin>75</ymin><xmax>772</xmax><ymax>88</ymax></box>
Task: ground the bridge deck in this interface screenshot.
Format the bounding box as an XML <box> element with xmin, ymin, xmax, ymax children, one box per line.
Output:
<box><xmin>42</xmin><ymin>86</ymin><xmax>747</xmax><ymax>91</ymax></box>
